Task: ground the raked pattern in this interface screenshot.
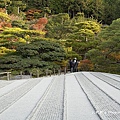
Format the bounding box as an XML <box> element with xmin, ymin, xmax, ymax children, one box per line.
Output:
<box><xmin>75</xmin><ymin>72</ymin><xmax>120</xmax><ymax>120</ymax></box>
<box><xmin>0</xmin><ymin>72</ymin><xmax>120</xmax><ymax>120</ymax></box>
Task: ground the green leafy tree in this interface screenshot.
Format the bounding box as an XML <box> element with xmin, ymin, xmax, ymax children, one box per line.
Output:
<box><xmin>66</xmin><ymin>13</ymin><xmax>101</xmax><ymax>59</ymax></box>
<box><xmin>46</xmin><ymin>12</ymin><xmax>101</xmax><ymax>59</ymax></box>
<box><xmin>0</xmin><ymin>27</ymin><xmax>45</xmax><ymax>56</ymax></box>
<box><xmin>0</xmin><ymin>0</ymin><xmax>11</xmax><ymax>10</ymax></box>
<box><xmin>69</xmin><ymin>20</ymin><xmax>101</xmax><ymax>42</ymax></box>
<box><xmin>11</xmin><ymin>20</ymin><xmax>29</xmax><ymax>29</ymax></box>
<box><xmin>22</xmin><ymin>0</ymin><xmax>120</xmax><ymax>24</ymax></box>
<box><xmin>46</xmin><ymin>13</ymin><xmax>72</xmax><ymax>39</ymax></box>
<box><xmin>7</xmin><ymin>0</ymin><xmax>26</xmax><ymax>15</ymax></box>
<box><xmin>22</xmin><ymin>0</ymin><xmax>105</xmax><ymax>22</ymax></box>
<box><xmin>63</xmin><ymin>0</ymin><xmax>104</xmax><ymax>20</ymax></box>
<box><xmin>23</xmin><ymin>0</ymin><xmax>48</xmax><ymax>9</ymax></box>
<box><xmin>0</xmin><ymin>38</ymin><xmax>66</xmax><ymax>73</ymax></box>
<box><xmin>87</xmin><ymin>18</ymin><xmax>120</xmax><ymax>74</ymax></box>
<box><xmin>46</xmin><ymin>12</ymin><xmax>101</xmax><ymax>40</ymax></box>
<box><xmin>103</xmin><ymin>0</ymin><xmax>120</xmax><ymax>24</ymax></box>
<box><xmin>0</xmin><ymin>27</ymin><xmax>45</xmax><ymax>42</ymax></box>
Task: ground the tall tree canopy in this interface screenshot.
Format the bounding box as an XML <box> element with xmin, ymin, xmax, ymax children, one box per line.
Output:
<box><xmin>1</xmin><ymin>0</ymin><xmax>120</xmax><ymax>24</ymax></box>
<box><xmin>0</xmin><ymin>38</ymin><xmax>66</xmax><ymax>73</ymax></box>
<box><xmin>87</xmin><ymin>18</ymin><xmax>120</xmax><ymax>74</ymax></box>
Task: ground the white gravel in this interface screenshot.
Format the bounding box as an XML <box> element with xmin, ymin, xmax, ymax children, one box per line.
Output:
<box><xmin>0</xmin><ymin>72</ymin><xmax>120</xmax><ymax>120</ymax></box>
<box><xmin>0</xmin><ymin>80</ymin><xmax>27</xmax><ymax>97</ymax></box>
<box><xmin>0</xmin><ymin>80</ymin><xmax>13</xmax><ymax>89</ymax></box>
<box><xmin>65</xmin><ymin>74</ymin><xmax>100</xmax><ymax>120</ymax></box>
<box><xmin>76</xmin><ymin>72</ymin><xmax>120</xmax><ymax>120</ymax></box>
<box><xmin>101</xmin><ymin>73</ymin><xmax>120</xmax><ymax>82</ymax></box>
<box><xmin>82</xmin><ymin>72</ymin><xmax>120</xmax><ymax>104</ymax></box>
<box><xmin>29</xmin><ymin>75</ymin><xmax>65</xmax><ymax>120</ymax></box>
<box><xmin>0</xmin><ymin>77</ymin><xmax>53</xmax><ymax>120</ymax></box>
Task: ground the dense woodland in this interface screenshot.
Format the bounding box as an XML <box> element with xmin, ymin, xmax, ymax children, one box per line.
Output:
<box><xmin>0</xmin><ymin>0</ymin><xmax>120</xmax><ymax>76</ymax></box>
<box><xmin>1</xmin><ymin>0</ymin><xmax>120</xmax><ymax>24</ymax></box>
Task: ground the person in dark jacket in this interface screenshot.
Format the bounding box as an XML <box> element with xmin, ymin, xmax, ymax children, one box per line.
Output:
<box><xmin>72</xmin><ymin>58</ymin><xmax>78</xmax><ymax>72</ymax></box>
<box><xmin>69</xmin><ymin>58</ymin><xmax>73</xmax><ymax>72</ymax></box>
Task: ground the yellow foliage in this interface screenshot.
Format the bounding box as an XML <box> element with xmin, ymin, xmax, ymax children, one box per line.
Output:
<box><xmin>64</xmin><ymin>47</ymin><xmax>72</xmax><ymax>53</ymax></box>
<box><xmin>0</xmin><ymin>12</ymin><xmax>10</xmax><ymax>22</ymax></box>
<box><xmin>3</xmin><ymin>28</ymin><xmax>46</xmax><ymax>35</ymax></box>
<box><xmin>18</xmin><ymin>38</ymin><xmax>26</xmax><ymax>43</ymax></box>
<box><xmin>0</xmin><ymin>47</ymin><xmax>16</xmax><ymax>55</ymax></box>
<box><xmin>79</xmin><ymin>29</ymin><xmax>94</xmax><ymax>36</ymax></box>
<box><xmin>76</xmin><ymin>21</ymin><xmax>101</xmax><ymax>34</ymax></box>
<box><xmin>110</xmin><ymin>52</ymin><xmax>120</xmax><ymax>61</ymax></box>
<box><xmin>25</xmin><ymin>35</ymin><xmax>30</xmax><ymax>39</ymax></box>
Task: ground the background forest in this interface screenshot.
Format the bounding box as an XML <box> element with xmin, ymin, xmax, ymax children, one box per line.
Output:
<box><xmin>0</xmin><ymin>0</ymin><xmax>120</xmax><ymax>77</ymax></box>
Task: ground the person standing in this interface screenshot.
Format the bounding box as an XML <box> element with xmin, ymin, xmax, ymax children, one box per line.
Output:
<box><xmin>73</xmin><ymin>58</ymin><xmax>78</xmax><ymax>72</ymax></box>
<box><xmin>69</xmin><ymin>58</ymin><xmax>73</xmax><ymax>72</ymax></box>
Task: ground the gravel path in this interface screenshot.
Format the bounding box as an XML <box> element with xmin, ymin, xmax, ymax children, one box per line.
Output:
<box><xmin>0</xmin><ymin>80</ymin><xmax>13</xmax><ymax>89</ymax></box>
<box><xmin>65</xmin><ymin>74</ymin><xmax>100</xmax><ymax>120</ymax></box>
<box><xmin>91</xmin><ymin>72</ymin><xmax>120</xmax><ymax>90</ymax></box>
<box><xmin>28</xmin><ymin>75</ymin><xmax>65</xmax><ymax>120</ymax></box>
<box><xmin>82</xmin><ymin>72</ymin><xmax>120</xmax><ymax>104</ymax></box>
<box><xmin>0</xmin><ymin>78</ymin><xmax>42</xmax><ymax>114</ymax></box>
<box><xmin>0</xmin><ymin>72</ymin><xmax>120</xmax><ymax>120</ymax></box>
<box><xmin>0</xmin><ymin>80</ymin><xmax>27</xmax><ymax>97</ymax></box>
<box><xmin>101</xmin><ymin>73</ymin><xmax>120</xmax><ymax>82</ymax></box>
<box><xmin>75</xmin><ymin>72</ymin><xmax>120</xmax><ymax>120</ymax></box>
<box><xmin>0</xmin><ymin>77</ymin><xmax>53</xmax><ymax>120</ymax></box>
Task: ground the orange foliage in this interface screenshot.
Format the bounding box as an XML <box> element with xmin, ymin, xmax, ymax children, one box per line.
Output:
<box><xmin>37</xmin><ymin>18</ymin><xmax>48</xmax><ymax>24</ymax></box>
<box><xmin>26</xmin><ymin>9</ymin><xmax>42</xmax><ymax>20</ymax></box>
<box><xmin>110</xmin><ymin>53</ymin><xmax>120</xmax><ymax>61</ymax></box>
<box><xmin>78</xmin><ymin>59</ymin><xmax>94</xmax><ymax>71</ymax></box>
<box><xmin>0</xmin><ymin>8</ymin><xmax>6</xmax><ymax>13</ymax></box>
<box><xmin>0</xmin><ymin>21</ymin><xmax>11</xmax><ymax>28</ymax></box>
<box><xmin>32</xmin><ymin>17</ymin><xmax>48</xmax><ymax>31</ymax></box>
<box><xmin>26</xmin><ymin>9</ymin><xmax>41</xmax><ymax>15</ymax></box>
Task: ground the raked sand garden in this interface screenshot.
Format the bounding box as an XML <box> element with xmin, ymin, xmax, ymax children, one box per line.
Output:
<box><xmin>0</xmin><ymin>72</ymin><xmax>120</xmax><ymax>120</ymax></box>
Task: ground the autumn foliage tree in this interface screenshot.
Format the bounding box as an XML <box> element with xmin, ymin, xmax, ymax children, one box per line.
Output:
<box><xmin>25</xmin><ymin>9</ymin><xmax>42</xmax><ymax>20</ymax></box>
<box><xmin>0</xmin><ymin>12</ymin><xmax>46</xmax><ymax>56</ymax></box>
<box><xmin>0</xmin><ymin>12</ymin><xmax>11</xmax><ymax>28</ymax></box>
<box><xmin>78</xmin><ymin>59</ymin><xmax>94</xmax><ymax>71</ymax></box>
<box><xmin>32</xmin><ymin>17</ymin><xmax>48</xmax><ymax>31</ymax></box>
